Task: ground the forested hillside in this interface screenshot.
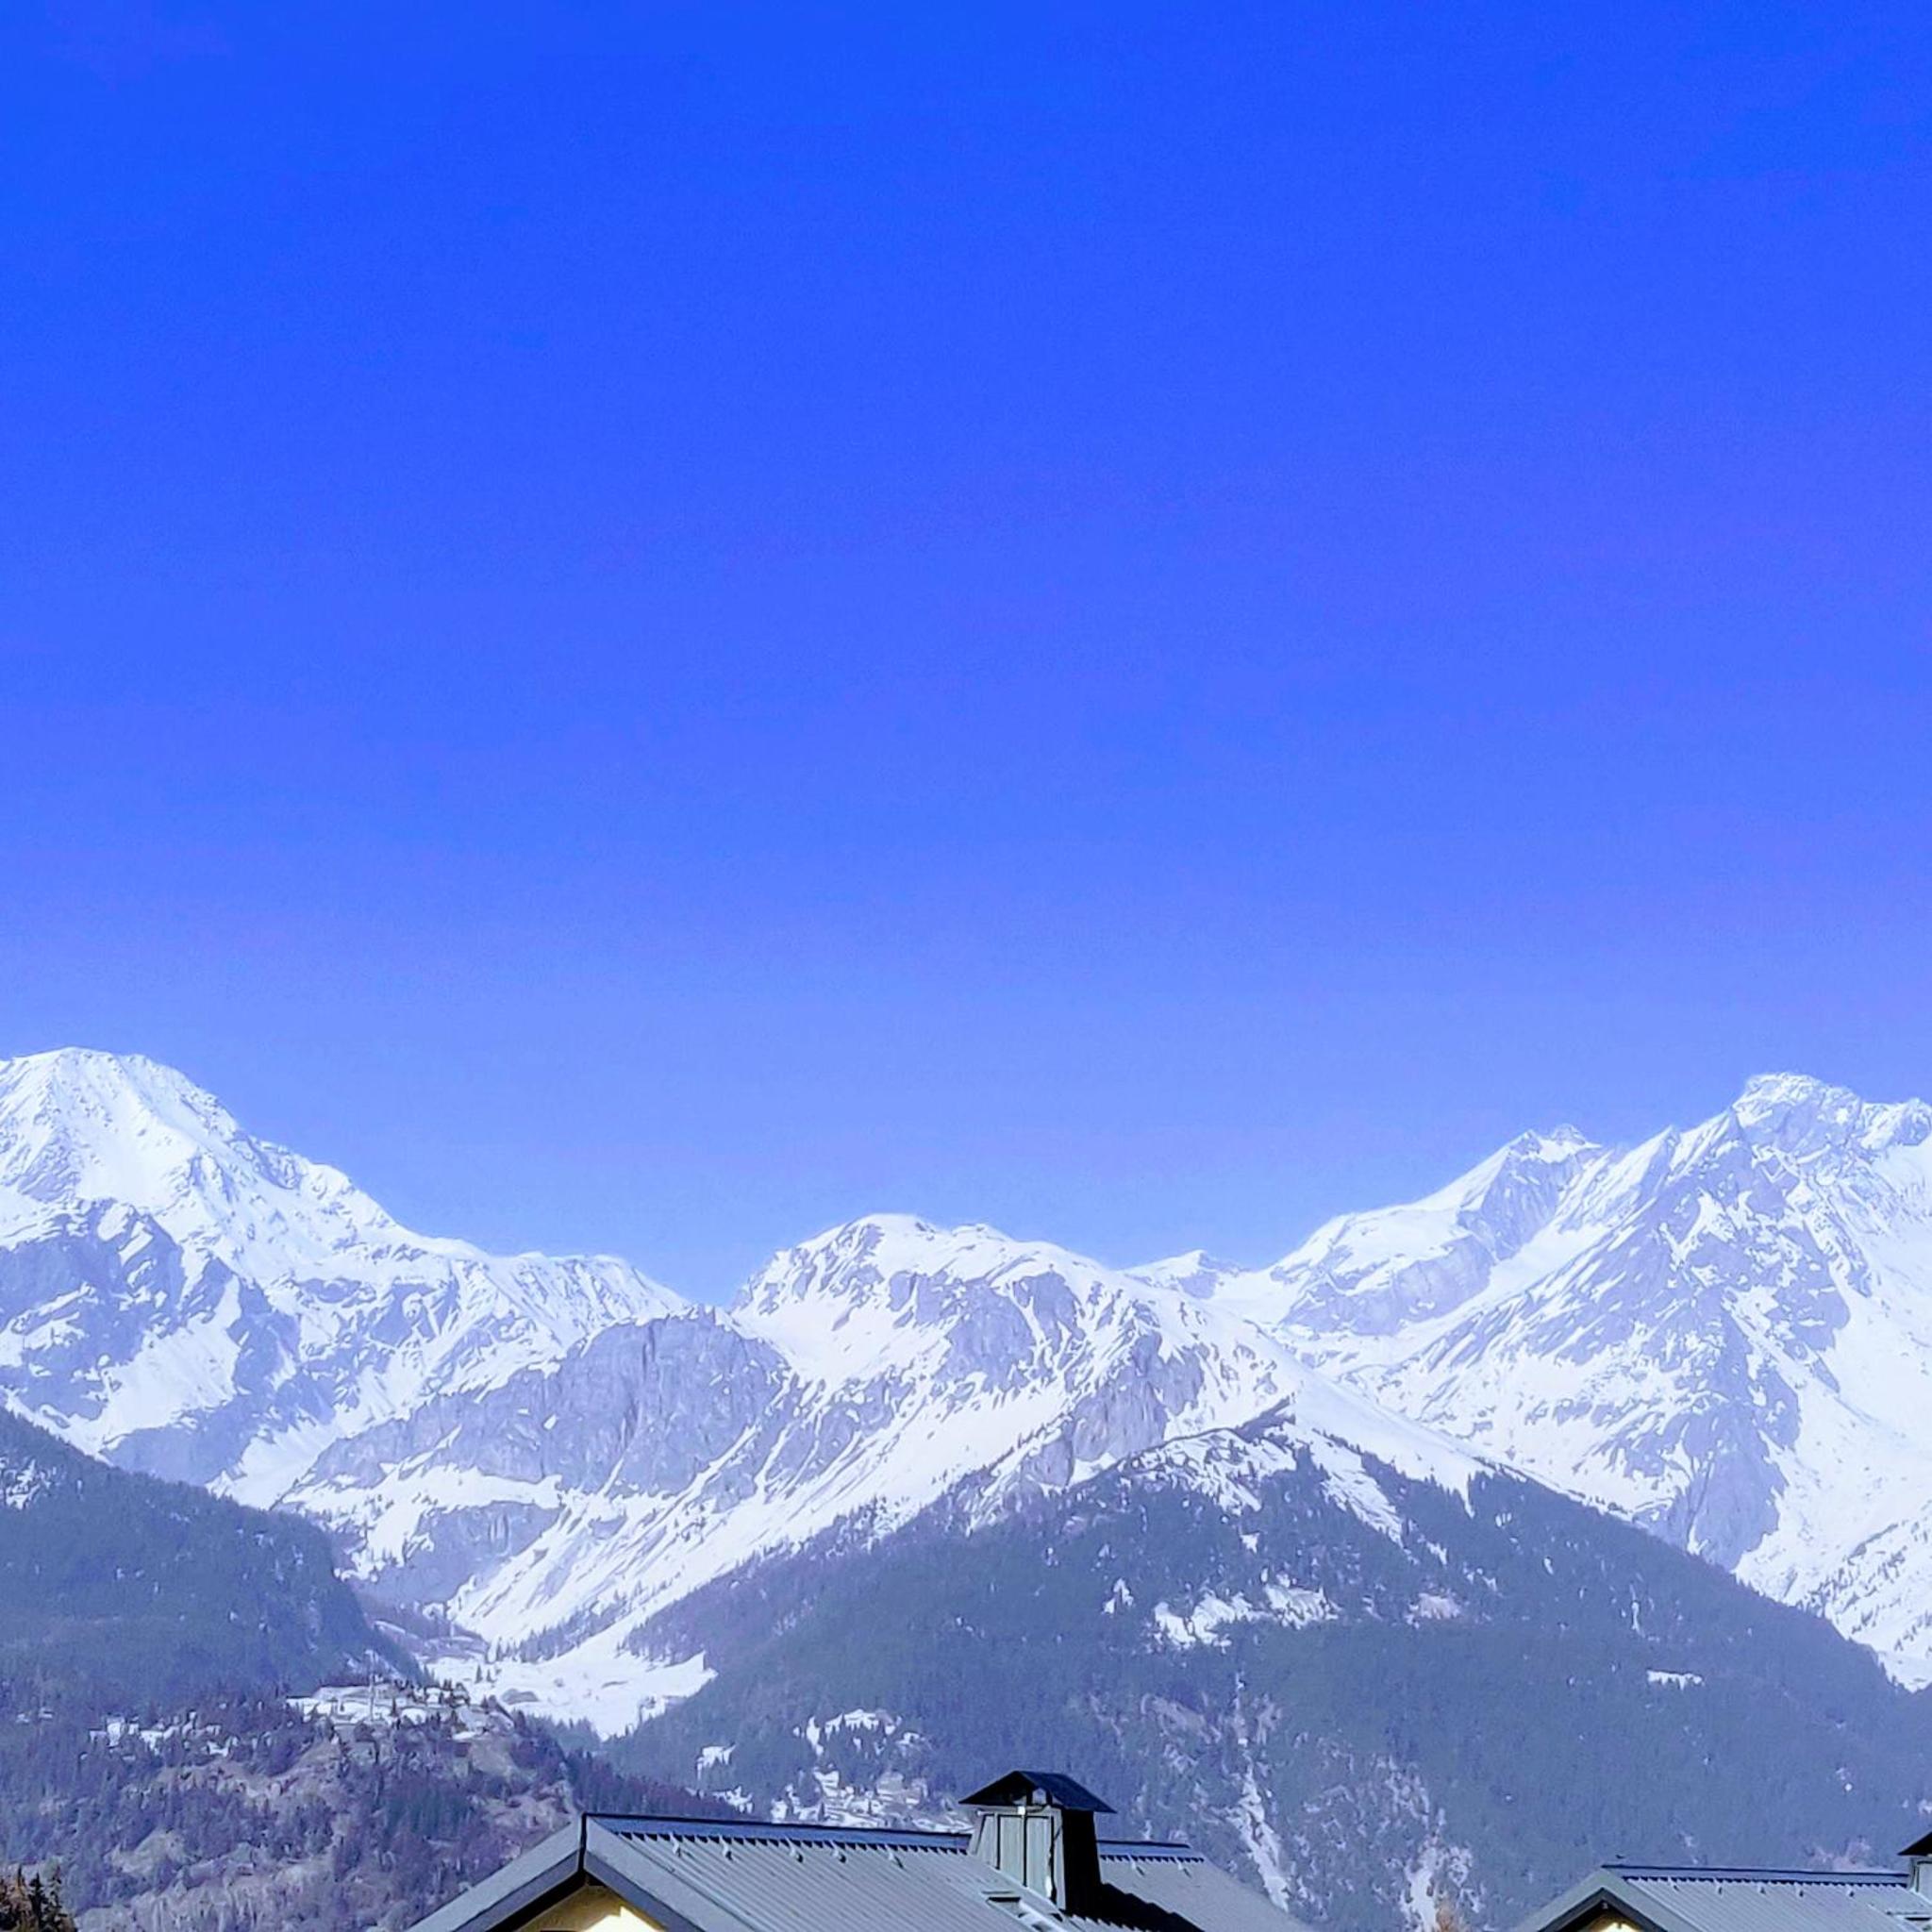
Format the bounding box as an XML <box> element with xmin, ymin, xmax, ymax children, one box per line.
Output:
<box><xmin>0</xmin><ymin>1688</ymin><xmax>722</xmax><ymax>1932</ymax></box>
<box><xmin>0</xmin><ymin>1410</ymin><xmax>724</xmax><ymax>1932</ymax></box>
<box><xmin>607</xmin><ymin>1409</ymin><xmax>1932</xmax><ymax>1932</ymax></box>
<box><xmin>0</xmin><ymin>1408</ymin><xmax>393</xmax><ymax>1708</ymax></box>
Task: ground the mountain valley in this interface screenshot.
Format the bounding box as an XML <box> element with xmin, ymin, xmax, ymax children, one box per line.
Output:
<box><xmin>8</xmin><ymin>1047</ymin><xmax>1932</xmax><ymax>1929</ymax></box>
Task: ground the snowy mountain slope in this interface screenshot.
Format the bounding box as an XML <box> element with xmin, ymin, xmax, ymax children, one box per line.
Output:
<box><xmin>14</xmin><ymin>1044</ymin><xmax>1932</xmax><ymax>1727</ymax></box>
<box><xmin>0</xmin><ymin>1049</ymin><xmax>681</xmax><ymax>1498</ymax></box>
<box><xmin>733</xmin><ymin>1215</ymin><xmax>1302</xmax><ymax>1491</ymax></box>
<box><xmin>1201</xmin><ymin>1074</ymin><xmax>1932</xmax><ymax>1682</ymax></box>
<box><xmin>287</xmin><ymin>1213</ymin><xmax>1329</xmax><ymax>1729</ymax></box>
<box><xmin>613</xmin><ymin>1398</ymin><xmax>1932</xmax><ymax>1932</ymax></box>
<box><xmin>0</xmin><ymin>1050</ymin><xmax>1356</xmax><ymax>1732</ymax></box>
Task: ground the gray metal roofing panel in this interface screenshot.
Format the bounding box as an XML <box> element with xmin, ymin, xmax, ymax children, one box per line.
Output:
<box><xmin>596</xmin><ymin>1831</ymin><xmax>1042</xmax><ymax>1932</ymax></box>
<box><xmin>1611</xmin><ymin>1868</ymin><xmax>1903</xmax><ymax>1885</ymax></box>
<box><xmin>1620</xmin><ymin>1869</ymin><xmax>1920</xmax><ymax>1932</ymax></box>
<box><xmin>1520</xmin><ymin>1867</ymin><xmax>1922</xmax><ymax>1932</ymax></box>
<box><xmin>1515</xmin><ymin>1872</ymin><xmax>1705</xmax><ymax>1932</ymax></box>
<box><xmin>1091</xmin><ymin>1851</ymin><xmax>1318</xmax><ymax>1932</ymax></box>
<box><xmin>589</xmin><ymin>1816</ymin><xmax>1304</xmax><ymax>1932</ymax></box>
<box><xmin>586</xmin><ymin>1822</ymin><xmax>790</xmax><ymax>1932</ymax></box>
<box><xmin>591</xmin><ymin>1813</ymin><xmax>1194</xmax><ymax>1857</ymax></box>
<box><xmin>402</xmin><ymin>1825</ymin><xmax>585</xmax><ymax>1932</ymax></box>
<box><xmin>595</xmin><ymin>1814</ymin><xmax>974</xmax><ymax>1851</ymax></box>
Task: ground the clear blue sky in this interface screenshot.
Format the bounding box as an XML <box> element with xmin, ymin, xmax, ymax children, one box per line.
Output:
<box><xmin>3</xmin><ymin>2</ymin><xmax>1929</xmax><ymax>1295</ymax></box>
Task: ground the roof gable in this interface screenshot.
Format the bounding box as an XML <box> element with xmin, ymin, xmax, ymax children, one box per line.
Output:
<box><xmin>404</xmin><ymin>1827</ymin><xmax>588</xmax><ymax>1932</ymax></box>
<box><xmin>1518</xmin><ymin>1865</ymin><xmax>1919</xmax><ymax>1932</ymax></box>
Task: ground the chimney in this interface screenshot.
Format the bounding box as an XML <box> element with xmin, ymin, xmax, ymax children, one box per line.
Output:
<box><xmin>1904</xmin><ymin>1832</ymin><xmax>1932</xmax><ymax>1898</ymax></box>
<box><xmin>963</xmin><ymin>1772</ymin><xmax>1115</xmax><ymax>1911</ymax></box>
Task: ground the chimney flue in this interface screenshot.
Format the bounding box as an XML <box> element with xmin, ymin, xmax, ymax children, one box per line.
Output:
<box><xmin>962</xmin><ymin>1771</ymin><xmax>1116</xmax><ymax>1911</ymax></box>
<box><xmin>1905</xmin><ymin>1832</ymin><xmax>1932</xmax><ymax>1899</ymax></box>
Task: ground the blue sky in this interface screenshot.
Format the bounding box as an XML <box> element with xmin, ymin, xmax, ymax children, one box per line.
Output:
<box><xmin>3</xmin><ymin>2</ymin><xmax>1929</xmax><ymax>1295</ymax></box>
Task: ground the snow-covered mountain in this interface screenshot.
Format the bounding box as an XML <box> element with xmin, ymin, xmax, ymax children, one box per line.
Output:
<box><xmin>616</xmin><ymin>1395</ymin><xmax>1932</xmax><ymax>1932</ymax></box>
<box><xmin>287</xmin><ymin>1213</ymin><xmax>1320</xmax><ymax>1724</ymax></box>
<box><xmin>0</xmin><ymin>1049</ymin><xmax>681</xmax><ymax>1499</ymax></box>
<box><xmin>11</xmin><ymin>1046</ymin><xmax>1932</xmax><ymax>1727</ymax></box>
<box><xmin>0</xmin><ymin>1049</ymin><xmax>1335</xmax><ymax>1726</ymax></box>
<box><xmin>1192</xmin><ymin>1073</ymin><xmax>1932</xmax><ymax>1684</ymax></box>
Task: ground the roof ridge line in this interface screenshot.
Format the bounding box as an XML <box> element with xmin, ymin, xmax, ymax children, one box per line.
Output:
<box><xmin>1612</xmin><ymin>1865</ymin><xmax>1906</xmax><ymax>1883</ymax></box>
<box><xmin>589</xmin><ymin>1811</ymin><xmax>1204</xmax><ymax>1857</ymax></box>
<box><xmin>593</xmin><ymin>1814</ymin><xmax>968</xmax><ymax>1845</ymax></box>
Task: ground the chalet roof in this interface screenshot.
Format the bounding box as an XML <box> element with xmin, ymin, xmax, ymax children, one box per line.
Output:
<box><xmin>1519</xmin><ymin>1862</ymin><xmax>1931</xmax><ymax>1932</ymax></box>
<box><xmin>407</xmin><ymin>1810</ymin><xmax>1306</xmax><ymax>1932</ymax></box>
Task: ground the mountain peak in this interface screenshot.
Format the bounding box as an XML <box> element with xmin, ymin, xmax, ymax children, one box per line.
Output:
<box><xmin>740</xmin><ymin>1213</ymin><xmax>1076</xmax><ymax>1301</ymax></box>
<box><xmin>1397</xmin><ymin>1119</ymin><xmax>1597</xmax><ymax>1220</ymax></box>
<box><xmin>0</xmin><ymin>1046</ymin><xmax>683</xmax><ymax>1501</ymax></box>
<box><xmin>729</xmin><ymin>1211</ymin><xmax>1222</xmax><ymax>1397</ymax></box>
<box><xmin>1727</xmin><ymin>1072</ymin><xmax>1932</xmax><ymax>1162</ymax></box>
<box><xmin>1507</xmin><ymin>1124</ymin><xmax>1593</xmax><ymax>1161</ymax></box>
<box><xmin>1132</xmin><ymin>1249</ymin><xmax>1241</xmax><ymax>1298</ymax></box>
<box><xmin>1732</xmin><ymin>1071</ymin><xmax>1852</xmax><ymax>1116</ymax></box>
<box><xmin>0</xmin><ymin>1046</ymin><xmax>276</xmax><ymax>1222</ymax></box>
<box><xmin>1</xmin><ymin>1044</ymin><xmax>232</xmax><ymax>1129</ymax></box>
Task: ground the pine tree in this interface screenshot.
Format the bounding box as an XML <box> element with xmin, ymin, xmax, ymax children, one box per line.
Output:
<box><xmin>0</xmin><ymin>1866</ymin><xmax>78</xmax><ymax>1932</ymax></box>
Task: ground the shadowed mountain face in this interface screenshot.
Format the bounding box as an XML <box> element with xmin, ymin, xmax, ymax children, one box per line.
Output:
<box><xmin>605</xmin><ymin>1407</ymin><xmax>1932</xmax><ymax>1932</ymax></box>
<box><xmin>0</xmin><ymin>1406</ymin><xmax>394</xmax><ymax>1707</ymax></box>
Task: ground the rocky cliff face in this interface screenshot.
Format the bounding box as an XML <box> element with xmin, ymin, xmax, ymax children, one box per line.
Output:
<box><xmin>288</xmin><ymin>1214</ymin><xmax>1316</xmax><ymax>1725</ymax></box>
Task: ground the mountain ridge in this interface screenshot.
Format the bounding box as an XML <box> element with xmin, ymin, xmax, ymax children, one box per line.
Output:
<box><xmin>1201</xmin><ymin>1068</ymin><xmax>1932</xmax><ymax>1683</ymax></box>
<box><xmin>605</xmin><ymin>1396</ymin><xmax>1932</xmax><ymax>1932</ymax></box>
<box><xmin>8</xmin><ymin>1046</ymin><xmax>1932</xmax><ymax>1721</ymax></box>
<box><xmin>0</xmin><ymin>1047</ymin><xmax>681</xmax><ymax>1501</ymax></box>
<box><xmin>291</xmin><ymin>1209</ymin><xmax>1332</xmax><ymax>1725</ymax></box>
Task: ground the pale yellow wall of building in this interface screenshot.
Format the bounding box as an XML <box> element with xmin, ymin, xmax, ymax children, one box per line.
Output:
<box><xmin>515</xmin><ymin>1878</ymin><xmax>659</xmax><ymax>1932</ymax></box>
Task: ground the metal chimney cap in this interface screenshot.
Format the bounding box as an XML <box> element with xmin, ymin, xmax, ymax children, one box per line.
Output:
<box><xmin>961</xmin><ymin>1771</ymin><xmax>1116</xmax><ymax>1815</ymax></box>
<box><xmin>1902</xmin><ymin>1834</ymin><xmax>1932</xmax><ymax>1858</ymax></box>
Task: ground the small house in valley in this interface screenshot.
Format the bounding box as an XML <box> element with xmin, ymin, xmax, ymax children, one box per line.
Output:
<box><xmin>405</xmin><ymin>1771</ymin><xmax>1304</xmax><ymax>1932</ymax></box>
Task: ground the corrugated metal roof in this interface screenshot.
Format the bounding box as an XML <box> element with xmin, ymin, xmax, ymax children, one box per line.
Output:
<box><xmin>591</xmin><ymin>1826</ymin><xmax>1016</xmax><ymax>1932</ymax></box>
<box><xmin>407</xmin><ymin>1826</ymin><xmax>587</xmax><ymax>1932</ymax></box>
<box><xmin>1521</xmin><ymin>1864</ymin><xmax>1931</xmax><ymax>1932</ymax></box>
<box><xmin>579</xmin><ymin>1812</ymin><xmax>1311</xmax><ymax>1932</ymax></box>
<box><xmin>586</xmin><ymin>1813</ymin><xmax>1194</xmax><ymax>1857</ymax></box>
<box><xmin>590</xmin><ymin>1814</ymin><xmax>974</xmax><ymax>1851</ymax></box>
<box><xmin>1089</xmin><ymin>1851</ymin><xmax>1316</xmax><ymax>1932</ymax></box>
<box><xmin>1611</xmin><ymin>1867</ymin><xmax>1904</xmax><ymax>1885</ymax></box>
<box><xmin>1621</xmin><ymin>1869</ymin><xmax>1926</xmax><ymax>1932</ymax></box>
